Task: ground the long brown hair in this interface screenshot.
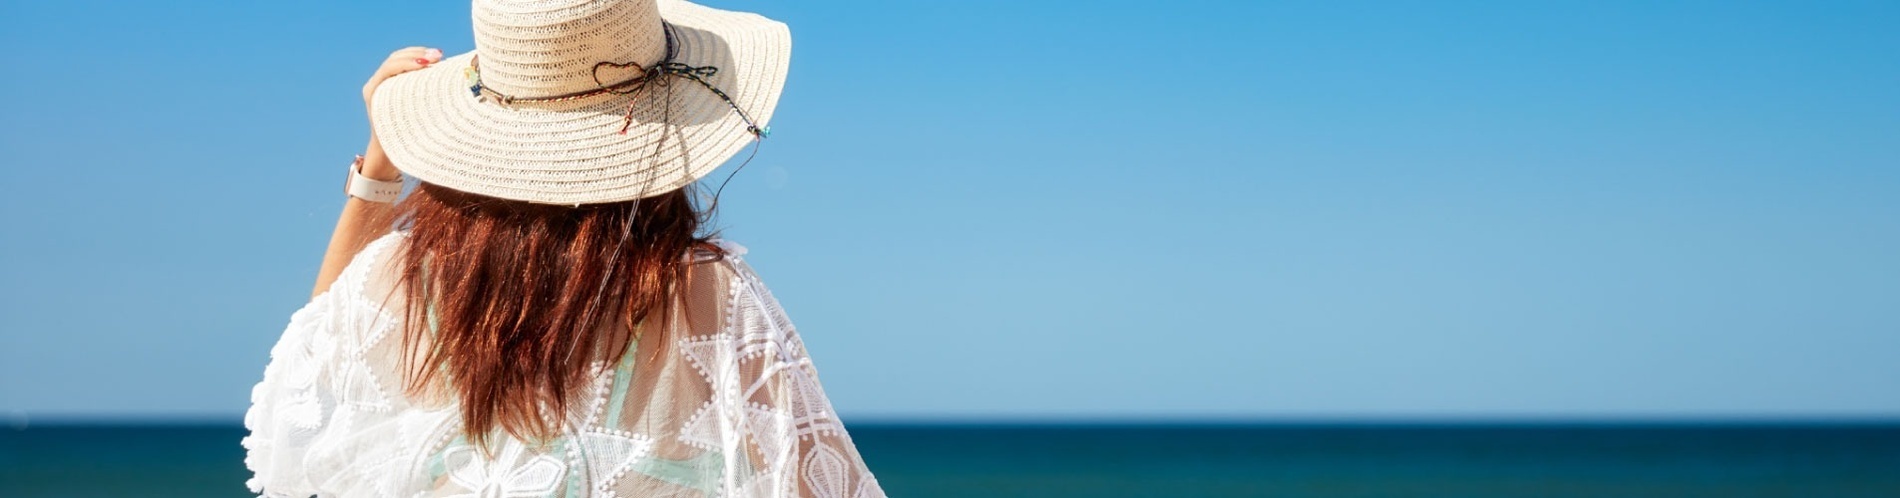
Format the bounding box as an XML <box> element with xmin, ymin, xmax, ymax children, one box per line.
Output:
<box><xmin>391</xmin><ymin>182</ymin><xmax>720</xmax><ymax>448</ymax></box>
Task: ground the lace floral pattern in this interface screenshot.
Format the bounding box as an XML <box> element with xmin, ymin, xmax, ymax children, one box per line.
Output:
<box><xmin>242</xmin><ymin>233</ymin><xmax>885</xmax><ymax>497</ymax></box>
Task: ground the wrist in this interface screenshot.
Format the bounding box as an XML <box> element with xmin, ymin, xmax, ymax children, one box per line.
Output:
<box><xmin>346</xmin><ymin>154</ymin><xmax>405</xmax><ymax>203</ymax></box>
<box><xmin>359</xmin><ymin>144</ymin><xmax>401</xmax><ymax>182</ymax></box>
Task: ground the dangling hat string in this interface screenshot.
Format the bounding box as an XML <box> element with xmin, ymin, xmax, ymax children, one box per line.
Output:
<box><xmin>463</xmin><ymin>22</ymin><xmax>770</xmax><ymax>139</ymax></box>
<box><xmin>598</xmin><ymin>61</ymin><xmax>768</xmax><ymax>138</ymax></box>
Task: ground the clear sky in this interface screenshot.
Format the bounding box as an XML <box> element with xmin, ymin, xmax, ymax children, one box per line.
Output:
<box><xmin>1</xmin><ymin>0</ymin><xmax>1895</xmax><ymax>422</ymax></box>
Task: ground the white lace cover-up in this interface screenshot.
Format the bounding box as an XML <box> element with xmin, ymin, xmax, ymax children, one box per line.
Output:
<box><xmin>242</xmin><ymin>232</ymin><xmax>886</xmax><ymax>498</ymax></box>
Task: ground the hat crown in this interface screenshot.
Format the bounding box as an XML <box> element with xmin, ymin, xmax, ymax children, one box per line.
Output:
<box><xmin>471</xmin><ymin>0</ymin><xmax>667</xmax><ymax>99</ymax></box>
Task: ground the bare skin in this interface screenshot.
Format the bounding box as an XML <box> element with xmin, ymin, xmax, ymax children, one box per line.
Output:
<box><xmin>311</xmin><ymin>46</ymin><xmax>444</xmax><ymax>297</ymax></box>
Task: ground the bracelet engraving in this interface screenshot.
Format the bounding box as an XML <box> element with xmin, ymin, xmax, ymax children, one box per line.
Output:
<box><xmin>345</xmin><ymin>154</ymin><xmax>404</xmax><ymax>203</ymax></box>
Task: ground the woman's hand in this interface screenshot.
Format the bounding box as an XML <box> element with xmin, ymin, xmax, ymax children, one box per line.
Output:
<box><xmin>360</xmin><ymin>46</ymin><xmax>443</xmax><ymax>180</ymax></box>
<box><xmin>364</xmin><ymin>46</ymin><xmax>443</xmax><ymax>109</ymax></box>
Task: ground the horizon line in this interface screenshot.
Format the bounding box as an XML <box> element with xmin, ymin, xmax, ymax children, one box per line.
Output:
<box><xmin>9</xmin><ymin>412</ymin><xmax>1900</xmax><ymax>429</ymax></box>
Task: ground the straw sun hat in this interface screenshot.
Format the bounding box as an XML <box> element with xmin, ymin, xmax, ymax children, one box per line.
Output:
<box><xmin>368</xmin><ymin>0</ymin><xmax>790</xmax><ymax>205</ymax></box>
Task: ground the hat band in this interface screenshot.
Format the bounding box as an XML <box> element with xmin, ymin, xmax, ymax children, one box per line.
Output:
<box><xmin>464</xmin><ymin>22</ymin><xmax>769</xmax><ymax>139</ymax></box>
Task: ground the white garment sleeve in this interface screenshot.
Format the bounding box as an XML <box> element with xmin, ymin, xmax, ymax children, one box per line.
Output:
<box><xmin>242</xmin><ymin>284</ymin><xmax>343</xmax><ymax>497</ymax></box>
<box><xmin>242</xmin><ymin>234</ymin><xmax>408</xmax><ymax>498</ymax></box>
<box><xmin>708</xmin><ymin>253</ymin><xmax>887</xmax><ymax>498</ymax></box>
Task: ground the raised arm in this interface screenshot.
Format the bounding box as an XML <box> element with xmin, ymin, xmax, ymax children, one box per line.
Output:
<box><xmin>311</xmin><ymin>46</ymin><xmax>442</xmax><ymax>297</ymax></box>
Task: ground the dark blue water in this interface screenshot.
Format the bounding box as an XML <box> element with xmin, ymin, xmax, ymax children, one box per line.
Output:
<box><xmin>4</xmin><ymin>422</ymin><xmax>1897</xmax><ymax>497</ymax></box>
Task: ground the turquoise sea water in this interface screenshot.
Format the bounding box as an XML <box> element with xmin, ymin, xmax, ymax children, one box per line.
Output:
<box><xmin>3</xmin><ymin>422</ymin><xmax>1897</xmax><ymax>497</ymax></box>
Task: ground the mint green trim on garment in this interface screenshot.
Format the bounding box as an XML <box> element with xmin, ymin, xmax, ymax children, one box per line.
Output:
<box><xmin>425</xmin><ymin>436</ymin><xmax>454</xmax><ymax>481</ymax></box>
<box><xmin>540</xmin><ymin>438</ymin><xmax>578</xmax><ymax>498</ymax></box>
<box><xmin>424</xmin><ymin>433</ymin><xmax>472</xmax><ymax>488</ymax></box>
<box><xmin>425</xmin><ymin>302</ymin><xmax>441</xmax><ymax>340</ymax></box>
<box><xmin>604</xmin><ymin>334</ymin><xmax>640</xmax><ymax>427</ymax></box>
<box><xmin>422</xmin><ymin>259</ymin><xmax>441</xmax><ymax>340</ymax></box>
<box><xmin>631</xmin><ymin>450</ymin><xmax>728</xmax><ymax>495</ymax></box>
<box><xmin>597</xmin><ymin>328</ymin><xmax>736</xmax><ymax>493</ymax></box>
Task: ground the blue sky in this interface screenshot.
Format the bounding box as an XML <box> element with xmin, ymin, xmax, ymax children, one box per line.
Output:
<box><xmin>1</xmin><ymin>0</ymin><xmax>1896</xmax><ymax>421</ymax></box>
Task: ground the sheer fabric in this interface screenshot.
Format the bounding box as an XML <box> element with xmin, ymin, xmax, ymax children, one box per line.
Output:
<box><xmin>243</xmin><ymin>232</ymin><xmax>885</xmax><ymax>498</ymax></box>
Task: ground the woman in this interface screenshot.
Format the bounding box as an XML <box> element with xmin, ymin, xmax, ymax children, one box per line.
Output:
<box><xmin>241</xmin><ymin>1</ymin><xmax>885</xmax><ymax>496</ymax></box>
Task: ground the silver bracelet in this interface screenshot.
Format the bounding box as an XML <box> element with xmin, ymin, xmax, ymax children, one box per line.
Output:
<box><xmin>344</xmin><ymin>154</ymin><xmax>403</xmax><ymax>203</ymax></box>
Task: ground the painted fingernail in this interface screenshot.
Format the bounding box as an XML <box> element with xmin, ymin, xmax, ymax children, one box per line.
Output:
<box><xmin>415</xmin><ymin>58</ymin><xmax>431</xmax><ymax>65</ymax></box>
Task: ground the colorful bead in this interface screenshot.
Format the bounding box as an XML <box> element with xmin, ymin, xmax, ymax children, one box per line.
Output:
<box><xmin>463</xmin><ymin>65</ymin><xmax>482</xmax><ymax>98</ymax></box>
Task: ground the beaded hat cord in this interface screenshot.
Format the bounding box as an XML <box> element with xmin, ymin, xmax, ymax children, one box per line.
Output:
<box><xmin>463</xmin><ymin>22</ymin><xmax>769</xmax><ymax>139</ymax></box>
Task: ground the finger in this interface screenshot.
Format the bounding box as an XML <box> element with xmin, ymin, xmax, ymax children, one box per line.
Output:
<box><xmin>411</xmin><ymin>48</ymin><xmax>443</xmax><ymax>67</ymax></box>
<box><xmin>385</xmin><ymin>46</ymin><xmax>430</xmax><ymax>62</ymax></box>
<box><xmin>391</xmin><ymin>47</ymin><xmax>443</xmax><ymax>67</ymax></box>
<box><xmin>375</xmin><ymin>50</ymin><xmax>440</xmax><ymax>77</ymax></box>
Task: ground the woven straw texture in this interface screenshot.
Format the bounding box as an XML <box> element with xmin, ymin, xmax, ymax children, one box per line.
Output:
<box><xmin>369</xmin><ymin>0</ymin><xmax>790</xmax><ymax>205</ymax></box>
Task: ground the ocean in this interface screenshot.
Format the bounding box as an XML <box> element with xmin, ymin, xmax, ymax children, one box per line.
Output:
<box><xmin>3</xmin><ymin>422</ymin><xmax>1896</xmax><ymax>497</ymax></box>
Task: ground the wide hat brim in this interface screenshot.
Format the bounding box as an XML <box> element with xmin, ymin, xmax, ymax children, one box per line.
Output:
<box><xmin>369</xmin><ymin>0</ymin><xmax>790</xmax><ymax>205</ymax></box>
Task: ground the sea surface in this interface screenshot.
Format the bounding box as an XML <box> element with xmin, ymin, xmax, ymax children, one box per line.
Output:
<box><xmin>3</xmin><ymin>421</ymin><xmax>1897</xmax><ymax>497</ymax></box>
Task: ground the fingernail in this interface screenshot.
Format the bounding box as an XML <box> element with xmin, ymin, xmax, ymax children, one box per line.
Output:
<box><xmin>416</xmin><ymin>58</ymin><xmax>431</xmax><ymax>65</ymax></box>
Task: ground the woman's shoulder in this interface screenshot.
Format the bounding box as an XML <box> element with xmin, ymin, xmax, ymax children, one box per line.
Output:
<box><xmin>688</xmin><ymin>237</ymin><xmax>764</xmax><ymax>282</ymax></box>
<box><xmin>691</xmin><ymin>238</ymin><xmax>749</xmax><ymax>263</ymax></box>
<box><xmin>694</xmin><ymin>238</ymin><xmax>778</xmax><ymax>285</ymax></box>
<box><xmin>310</xmin><ymin>230</ymin><xmax>409</xmax><ymax>304</ymax></box>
